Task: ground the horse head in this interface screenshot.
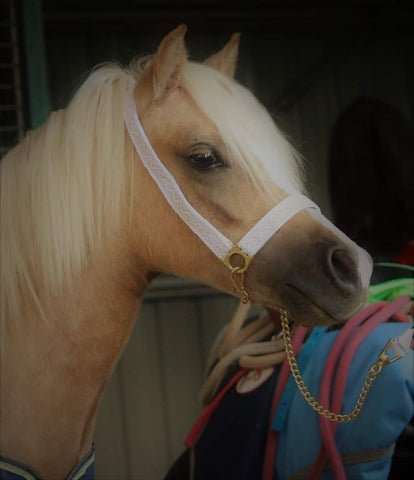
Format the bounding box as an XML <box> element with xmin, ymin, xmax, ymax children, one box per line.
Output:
<box><xmin>127</xmin><ymin>25</ymin><xmax>372</xmax><ymax>327</ymax></box>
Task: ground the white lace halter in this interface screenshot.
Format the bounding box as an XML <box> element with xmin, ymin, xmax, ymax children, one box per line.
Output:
<box><xmin>124</xmin><ymin>86</ymin><xmax>319</xmax><ymax>263</ymax></box>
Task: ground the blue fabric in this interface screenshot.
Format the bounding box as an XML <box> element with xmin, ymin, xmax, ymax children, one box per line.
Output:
<box><xmin>0</xmin><ymin>458</ymin><xmax>40</xmax><ymax>480</ymax></box>
<box><xmin>275</xmin><ymin>322</ymin><xmax>414</xmax><ymax>480</ymax></box>
<box><xmin>272</xmin><ymin>327</ymin><xmax>327</xmax><ymax>432</ymax></box>
<box><xmin>67</xmin><ymin>446</ymin><xmax>95</xmax><ymax>480</ymax></box>
<box><xmin>193</xmin><ymin>366</ymin><xmax>279</xmax><ymax>480</ymax></box>
<box><xmin>0</xmin><ymin>446</ymin><xmax>95</xmax><ymax>480</ymax></box>
<box><xmin>165</xmin><ymin>320</ymin><xmax>414</xmax><ymax>480</ymax></box>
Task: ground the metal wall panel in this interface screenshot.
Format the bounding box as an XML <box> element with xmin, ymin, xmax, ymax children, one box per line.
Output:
<box><xmin>94</xmin><ymin>294</ymin><xmax>238</xmax><ymax>479</ymax></box>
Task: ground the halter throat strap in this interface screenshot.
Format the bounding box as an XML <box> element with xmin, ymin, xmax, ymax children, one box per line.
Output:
<box><xmin>123</xmin><ymin>85</ymin><xmax>319</xmax><ymax>298</ymax></box>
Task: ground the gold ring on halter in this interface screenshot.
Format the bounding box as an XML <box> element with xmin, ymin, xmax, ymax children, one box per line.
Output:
<box><xmin>222</xmin><ymin>245</ymin><xmax>254</xmax><ymax>303</ymax></box>
<box><xmin>222</xmin><ymin>245</ymin><xmax>253</xmax><ymax>274</ymax></box>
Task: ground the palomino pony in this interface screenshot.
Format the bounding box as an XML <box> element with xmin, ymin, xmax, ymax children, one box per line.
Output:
<box><xmin>0</xmin><ymin>26</ymin><xmax>372</xmax><ymax>479</ymax></box>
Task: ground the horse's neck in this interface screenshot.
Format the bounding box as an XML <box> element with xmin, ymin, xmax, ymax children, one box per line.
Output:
<box><xmin>1</xmin><ymin>242</ymin><xmax>146</xmax><ymax>479</ymax></box>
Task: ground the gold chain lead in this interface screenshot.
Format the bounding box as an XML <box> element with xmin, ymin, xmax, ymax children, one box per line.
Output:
<box><xmin>231</xmin><ymin>267</ymin><xmax>252</xmax><ymax>304</ymax></box>
<box><xmin>280</xmin><ymin>309</ymin><xmax>399</xmax><ymax>423</ymax></box>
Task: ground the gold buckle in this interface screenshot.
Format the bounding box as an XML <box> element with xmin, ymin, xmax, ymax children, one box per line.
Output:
<box><xmin>378</xmin><ymin>338</ymin><xmax>402</xmax><ymax>365</ymax></box>
<box><xmin>222</xmin><ymin>245</ymin><xmax>253</xmax><ymax>274</ymax></box>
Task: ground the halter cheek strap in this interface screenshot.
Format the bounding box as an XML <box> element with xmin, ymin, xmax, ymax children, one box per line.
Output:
<box><xmin>123</xmin><ymin>85</ymin><xmax>320</xmax><ymax>302</ymax></box>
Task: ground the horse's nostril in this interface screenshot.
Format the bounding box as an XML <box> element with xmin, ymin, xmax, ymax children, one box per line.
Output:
<box><xmin>328</xmin><ymin>247</ymin><xmax>359</xmax><ymax>294</ymax></box>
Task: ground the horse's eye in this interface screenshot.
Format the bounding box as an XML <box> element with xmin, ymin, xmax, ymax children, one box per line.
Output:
<box><xmin>188</xmin><ymin>150</ymin><xmax>224</xmax><ymax>171</ymax></box>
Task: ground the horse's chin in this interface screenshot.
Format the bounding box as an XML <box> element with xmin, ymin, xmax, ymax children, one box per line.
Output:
<box><xmin>278</xmin><ymin>295</ymin><xmax>346</xmax><ymax>328</ymax></box>
<box><xmin>258</xmin><ymin>283</ymin><xmax>367</xmax><ymax>328</ymax></box>
<box><xmin>285</xmin><ymin>284</ymin><xmax>366</xmax><ymax>326</ymax></box>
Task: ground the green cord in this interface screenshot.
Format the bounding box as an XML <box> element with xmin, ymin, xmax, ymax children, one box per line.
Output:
<box><xmin>368</xmin><ymin>277</ymin><xmax>414</xmax><ymax>304</ymax></box>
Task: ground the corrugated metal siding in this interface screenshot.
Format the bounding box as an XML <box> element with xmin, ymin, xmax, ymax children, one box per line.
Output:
<box><xmin>94</xmin><ymin>294</ymin><xmax>239</xmax><ymax>479</ymax></box>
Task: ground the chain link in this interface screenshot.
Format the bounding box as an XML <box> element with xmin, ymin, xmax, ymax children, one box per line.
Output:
<box><xmin>280</xmin><ymin>309</ymin><xmax>390</xmax><ymax>423</ymax></box>
<box><xmin>231</xmin><ymin>267</ymin><xmax>253</xmax><ymax>304</ymax></box>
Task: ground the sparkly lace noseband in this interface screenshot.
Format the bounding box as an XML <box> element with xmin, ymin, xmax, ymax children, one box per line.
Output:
<box><xmin>123</xmin><ymin>85</ymin><xmax>329</xmax><ymax>302</ymax></box>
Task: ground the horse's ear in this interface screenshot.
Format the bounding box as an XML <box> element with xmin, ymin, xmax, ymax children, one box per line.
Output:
<box><xmin>204</xmin><ymin>33</ymin><xmax>240</xmax><ymax>78</ymax></box>
<box><xmin>142</xmin><ymin>24</ymin><xmax>188</xmax><ymax>101</ymax></box>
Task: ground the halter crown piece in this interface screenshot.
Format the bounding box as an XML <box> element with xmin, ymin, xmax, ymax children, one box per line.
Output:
<box><xmin>123</xmin><ymin>84</ymin><xmax>320</xmax><ymax>302</ymax></box>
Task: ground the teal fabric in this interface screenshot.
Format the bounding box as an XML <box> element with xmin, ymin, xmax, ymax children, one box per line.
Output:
<box><xmin>272</xmin><ymin>327</ymin><xmax>327</xmax><ymax>432</ymax></box>
<box><xmin>275</xmin><ymin>323</ymin><xmax>414</xmax><ymax>480</ymax></box>
<box><xmin>0</xmin><ymin>446</ymin><xmax>95</xmax><ymax>480</ymax></box>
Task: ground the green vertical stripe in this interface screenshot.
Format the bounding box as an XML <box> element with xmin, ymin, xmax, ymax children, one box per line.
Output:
<box><xmin>21</xmin><ymin>0</ymin><xmax>50</xmax><ymax>129</ymax></box>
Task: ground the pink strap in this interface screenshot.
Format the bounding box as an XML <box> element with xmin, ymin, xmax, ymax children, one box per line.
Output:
<box><xmin>310</xmin><ymin>297</ymin><xmax>411</xmax><ymax>480</ymax></box>
<box><xmin>261</xmin><ymin>326</ymin><xmax>308</xmax><ymax>480</ymax></box>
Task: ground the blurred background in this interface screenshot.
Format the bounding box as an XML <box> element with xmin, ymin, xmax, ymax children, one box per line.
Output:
<box><xmin>1</xmin><ymin>1</ymin><xmax>413</xmax><ymax>478</ymax></box>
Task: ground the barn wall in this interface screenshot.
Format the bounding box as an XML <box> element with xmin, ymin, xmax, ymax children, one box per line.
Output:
<box><xmin>94</xmin><ymin>294</ymin><xmax>240</xmax><ymax>479</ymax></box>
<box><xmin>41</xmin><ymin>24</ymin><xmax>413</xmax><ymax>479</ymax></box>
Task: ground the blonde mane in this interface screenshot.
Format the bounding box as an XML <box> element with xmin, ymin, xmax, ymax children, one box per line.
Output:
<box><xmin>0</xmin><ymin>58</ymin><xmax>304</xmax><ymax>325</ymax></box>
<box><xmin>183</xmin><ymin>62</ymin><xmax>305</xmax><ymax>197</ymax></box>
<box><xmin>0</xmin><ymin>64</ymin><xmax>136</xmax><ymax>323</ymax></box>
